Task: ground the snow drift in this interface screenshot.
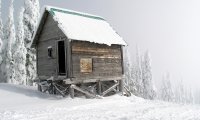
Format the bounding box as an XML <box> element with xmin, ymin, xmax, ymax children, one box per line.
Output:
<box><xmin>0</xmin><ymin>83</ymin><xmax>200</xmax><ymax>120</ymax></box>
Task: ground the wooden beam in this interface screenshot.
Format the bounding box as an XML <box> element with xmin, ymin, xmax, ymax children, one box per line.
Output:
<box><xmin>101</xmin><ymin>81</ymin><xmax>117</xmax><ymax>93</ymax></box>
<box><xmin>120</xmin><ymin>46</ymin><xmax>124</xmax><ymax>75</ymax></box>
<box><xmin>102</xmin><ymin>82</ymin><xmax>119</xmax><ymax>96</ymax></box>
<box><xmin>124</xmin><ymin>86</ymin><xmax>131</xmax><ymax>97</ymax></box>
<box><xmin>55</xmin><ymin>40</ymin><xmax>59</xmax><ymax>77</ymax></box>
<box><xmin>66</xmin><ymin>38</ymin><xmax>72</xmax><ymax>78</ymax></box>
<box><xmin>119</xmin><ymin>80</ymin><xmax>124</xmax><ymax>94</ymax></box>
<box><xmin>70</xmin><ymin>85</ymin><xmax>74</xmax><ymax>98</ymax></box>
<box><xmin>69</xmin><ymin>39</ymin><xmax>73</xmax><ymax>78</ymax></box>
<box><xmin>37</xmin><ymin>84</ymin><xmax>42</xmax><ymax>92</ymax></box>
<box><xmin>36</xmin><ymin>45</ymin><xmax>39</xmax><ymax>77</ymax></box>
<box><xmin>64</xmin><ymin>76</ymin><xmax>123</xmax><ymax>84</ymax></box>
<box><xmin>64</xmin><ymin>38</ymin><xmax>68</xmax><ymax>78</ymax></box>
<box><xmin>53</xmin><ymin>83</ymin><xmax>66</xmax><ymax>97</ymax></box>
<box><xmin>71</xmin><ymin>85</ymin><xmax>99</xmax><ymax>98</ymax></box>
<box><xmin>97</xmin><ymin>81</ymin><xmax>101</xmax><ymax>95</ymax></box>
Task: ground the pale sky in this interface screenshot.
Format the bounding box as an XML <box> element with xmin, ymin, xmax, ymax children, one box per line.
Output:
<box><xmin>2</xmin><ymin>0</ymin><xmax>200</xmax><ymax>88</ymax></box>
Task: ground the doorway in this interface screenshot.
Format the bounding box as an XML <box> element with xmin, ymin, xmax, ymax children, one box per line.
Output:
<box><xmin>58</xmin><ymin>41</ymin><xmax>66</xmax><ymax>75</ymax></box>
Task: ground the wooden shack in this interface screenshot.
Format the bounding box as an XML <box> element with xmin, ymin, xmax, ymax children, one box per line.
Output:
<box><xmin>31</xmin><ymin>6</ymin><xmax>127</xmax><ymax>98</ymax></box>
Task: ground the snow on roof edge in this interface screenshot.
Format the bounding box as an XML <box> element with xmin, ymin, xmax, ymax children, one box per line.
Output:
<box><xmin>45</xmin><ymin>6</ymin><xmax>105</xmax><ymax>21</ymax></box>
<box><xmin>30</xmin><ymin>6</ymin><xmax>127</xmax><ymax>47</ymax></box>
<box><xmin>48</xmin><ymin>6</ymin><xmax>127</xmax><ymax>46</ymax></box>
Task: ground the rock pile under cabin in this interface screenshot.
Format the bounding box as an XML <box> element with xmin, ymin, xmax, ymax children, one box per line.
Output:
<box><xmin>31</xmin><ymin>6</ymin><xmax>129</xmax><ymax>98</ymax></box>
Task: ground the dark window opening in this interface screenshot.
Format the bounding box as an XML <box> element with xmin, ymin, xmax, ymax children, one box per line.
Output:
<box><xmin>48</xmin><ymin>47</ymin><xmax>53</xmax><ymax>58</ymax></box>
<box><xmin>58</xmin><ymin>41</ymin><xmax>66</xmax><ymax>75</ymax></box>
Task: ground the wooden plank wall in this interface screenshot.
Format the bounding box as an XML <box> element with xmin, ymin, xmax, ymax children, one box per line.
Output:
<box><xmin>37</xmin><ymin>13</ymin><xmax>66</xmax><ymax>77</ymax></box>
<box><xmin>71</xmin><ymin>41</ymin><xmax>123</xmax><ymax>80</ymax></box>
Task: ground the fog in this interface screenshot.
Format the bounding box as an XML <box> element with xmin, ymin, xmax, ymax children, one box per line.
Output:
<box><xmin>2</xmin><ymin>0</ymin><xmax>200</xmax><ymax>89</ymax></box>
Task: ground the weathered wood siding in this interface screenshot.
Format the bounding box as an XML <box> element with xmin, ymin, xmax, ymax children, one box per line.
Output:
<box><xmin>36</xmin><ymin>13</ymin><xmax>66</xmax><ymax>77</ymax></box>
<box><xmin>35</xmin><ymin>12</ymin><xmax>124</xmax><ymax>81</ymax></box>
<box><xmin>71</xmin><ymin>41</ymin><xmax>123</xmax><ymax>80</ymax></box>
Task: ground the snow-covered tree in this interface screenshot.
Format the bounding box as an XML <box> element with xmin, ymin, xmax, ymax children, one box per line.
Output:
<box><xmin>158</xmin><ymin>74</ymin><xmax>196</xmax><ymax>104</ymax></box>
<box><xmin>124</xmin><ymin>46</ymin><xmax>156</xmax><ymax>99</ymax></box>
<box><xmin>23</xmin><ymin>0</ymin><xmax>39</xmax><ymax>47</ymax></box>
<box><xmin>0</xmin><ymin>0</ymin><xmax>5</xmax><ymax>82</ymax></box>
<box><xmin>23</xmin><ymin>0</ymin><xmax>40</xmax><ymax>85</ymax></box>
<box><xmin>173</xmin><ymin>79</ymin><xmax>183</xmax><ymax>103</ymax></box>
<box><xmin>159</xmin><ymin>73</ymin><xmax>175</xmax><ymax>102</ymax></box>
<box><xmin>171</xmin><ymin>78</ymin><xmax>195</xmax><ymax>104</ymax></box>
<box><xmin>141</xmin><ymin>51</ymin><xmax>156</xmax><ymax>99</ymax></box>
<box><xmin>0</xmin><ymin>0</ymin><xmax>3</xmax><ymax>73</ymax></box>
<box><xmin>174</xmin><ymin>78</ymin><xmax>194</xmax><ymax>104</ymax></box>
<box><xmin>185</xmin><ymin>86</ymin><xmax>194</xmax><ymax>104</ymax></box>
<box><xmin>134</xmin><ymin>46</ymin><xmax>143</xmax><ymax>97</ymax></box>
<box><xmin>124</xmin><ymin>48</ymin><xmax>134</xmax><ymax>90</ymax></box>
<box><xmin>2</xmin><ymin>0</ymin><xmax>16</xmax><ymax>83</ymax></box>
<box><xmin>13</xmin><ymin>7</ymin><xmax>27</xmax><ymax>85</ymax></box>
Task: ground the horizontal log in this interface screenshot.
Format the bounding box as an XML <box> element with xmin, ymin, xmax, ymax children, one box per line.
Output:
<box><xmin>71</xmin><ymin>40</ymin><xmax>121</xmax><ymax>49</ymax></box>
<box><xmin>63</xmin><ymin>76</ymin><xmax>123</xmax><ymax>84</ymax></box>
<box><xmin>72</xmin><ymin>57</ymin><xmax>122</xmax><ymax>64</ymax></box>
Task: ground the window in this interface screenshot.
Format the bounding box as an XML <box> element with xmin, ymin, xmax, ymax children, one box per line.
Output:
<box><xmin>48</xmin><ymin>46</ymin><xmax>53</xmax><ymax>58</ymax></box>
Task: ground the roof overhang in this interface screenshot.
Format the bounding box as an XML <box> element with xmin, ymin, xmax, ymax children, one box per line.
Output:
<box><xmin>30</xmin><ymin>6</ymin><xmax>127</xmax><ymax>48</ymax></box>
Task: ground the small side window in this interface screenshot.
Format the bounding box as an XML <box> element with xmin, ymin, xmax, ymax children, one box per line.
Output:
<box><xmin>48</xmin><ymin>46</ymin><xmax>53</xmax><ymax>58</ymax></box>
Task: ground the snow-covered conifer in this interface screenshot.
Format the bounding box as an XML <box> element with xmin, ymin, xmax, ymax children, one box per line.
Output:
<box><xmin>23</xmin><ymin>0</ymin><xmax>39</xmax><ymax>47</ymax></box>
<box><xmin>160</xmin><ymin>73</ymin><xmax>175</xmax><ymax>101</ymax></box>
<box><xmin>0</xmin><ymin>0</ymin><xmax>3</xmax><ymax>69</ymax></box>
<box><xmin>141</xmin><ymin>51</ymin><xmax>156</xmax><ymax>99</ymax></box>
<box><xmin>124</xmin><ymin>46</ymin><xmax>156</xmax><ymax>99</ymax></box>
<box><xmin>124</xmin><ymin>47</ymin><xmax>141</xmax><ymax>95</ymax></box>
<box><xmin>13</xmin><ymin>7</ymin><xmax>27</xmax><ymax>85</ymax></box>
<box><xmin>124</xmin><ymin>48</ymin><xmax>133</xmax><ymax>90</ymax></box>
<box><xmin>134</xmin><ymin>46</ymin><xmax>143</xmax><ymax>97</ymax></box>
<box><xmin>23</xmin><ymin>0</ymin><xmax>40</xmax><ymax>85</ymax></box>
<box><xmin>2</xmin><ymin>0</ymin><xmax>16</xmax><ymax>83</ymax></box>
<box><xmin>0</xmin><ymin>0</ymin><xmax>5</xmax><ymax>82</ymax></box>
<box><xmin>174</xmin><ymin>78</ymin><xmax>186</xmax><ymax>103</ymax></box>
<box><xmin>185</xmin><ymin>86</ymin><xmax>194</xmax><ymax>104</ymax></box>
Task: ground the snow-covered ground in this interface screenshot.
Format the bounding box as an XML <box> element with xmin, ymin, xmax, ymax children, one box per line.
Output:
<box><xmin>0</xmin><ymin>83</ymin><xmax>200</xmax><ymax>120</ymax></box>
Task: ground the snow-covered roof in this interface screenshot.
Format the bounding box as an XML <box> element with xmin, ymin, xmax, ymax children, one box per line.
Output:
<box><xmin>31</xmin><ymin>6</ymin><xmax>127</xmax><ymax>47</ymax></box>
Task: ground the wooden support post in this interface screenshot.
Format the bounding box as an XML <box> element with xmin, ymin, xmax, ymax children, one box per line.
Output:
<box><xmin>37</xmin><ymin>84</ymin><xmax>42</xmax><ymax>92</ymax></box>
<box><xmin>115</xmin><ymin>81</ymin><xmax>119</xmax><ymax>92</ymax></box>
<box><xmin>53</xmin><ymin>85</ymin><xmax>56</xmax><ymax>95</ymax></box>
<box><xmin>70</xmin><ymin>85</ymin><xmax>75</xmax><ymax>99</ymax></box>
<box><xmin>97</xmin><ymin>81</ymin><xmax>101</xmax><ymax>95</ymax></box>
<box><xmin>119</xmin><ymin>80</ymin><xmax>124</xmax><ymax>95</ymax></box>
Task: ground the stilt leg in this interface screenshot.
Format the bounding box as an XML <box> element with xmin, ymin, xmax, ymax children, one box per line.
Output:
<box><xmin>119</xmin><ymin>80</ymin><xmax>124</xmax><ymax>95</ymax></box>
<box><xmin>70</xmin><ymin>85</ymin><xmax>75</xmax><ymax>99</ymax></box>
<box><xmin>97</xmin><ymin>81</ymin><xmax>102</xmax><ymax>95</ymax></box>
<box><xmin>37</xmin><ymin>84</ymin><xmax>42</xmax><ymax>92</ymax></box>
